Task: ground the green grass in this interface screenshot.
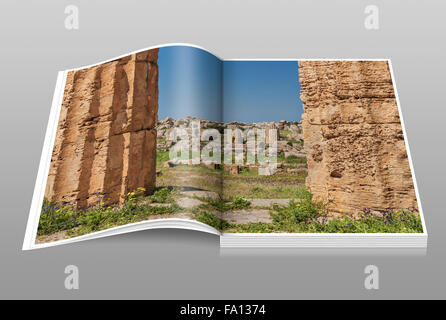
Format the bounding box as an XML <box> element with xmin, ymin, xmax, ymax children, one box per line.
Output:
<box><xmin>193</xmin><ymin>189</ymin><xmax>422</xmax><ymax>234</ymax></box>
<box><xmin>156</xmin><ymin>165</ymin><xmax>223</xmax><ymax>195</ymax></box>
<box><xmin>231</xmin><ymin>196</ymin><xmax>252</xmax><ymax>209</ymax></box>
<box><xmin>38</xmin><ymin>188</ymin><xmax>180</xmax><ymax>237</ymax></box>
<box><xmin>277</xmin><ymin>153</ymin><xmax>307</xmax><ymax>164</ymax></box>
<box><xmin>196</xmin><ymin>196</ymin><xmax>251</xmax><ymax>212</ymax></box>
<box><xmin>156</xmin><ymin>150</ymin><xmax>170</xmax><ymax>164</ymax></box>
<box><xmin>193</xmin><ymin>209</ymin><xmax>231</xmax><ymax>230</ymax></box>
<box><xmin>228</xmin><ymin>190</ymin><xmax>423</xmax><ymax>234</ymax></box>
<box><xmin>38</xmin><ymin>199</ymin><xmax>79</xmax><ymax>235</ymax></box>
<box><xmin>308</xmin><ymin>210</ymin><xmax>422</xmax><ymax>233</ymax></box>
<box><xmin>173</xmin><ymin>163</ymin><xmax>223</xmax><ymax>174</ymax></box>
<box><xmin>285</xmin><ymin>156</ymin><xmax>307</xmax><ymax>164</ymax></box>
<box><xmin>150</xmin><ymin>187</ymin><xmax>173</xmax><ymax>203</ymax></box>
<box><xmin>287</xmin><ymin>138</ymin><xmax>304</xmax><ymax>146</ymax></box>
<box><xmin>223</xmin><ymin>179</ymin><xmax>307</xmax><ymax>200</ymax></box>
<box><xmin>237</xmin><ymin>167</ymin><xmax>258</xmax><ymax>176</ymax></box>
<box><xmin>72</xmin><ymin>201</ymin><xmax>181</xmax><ymax>236</ymax></box>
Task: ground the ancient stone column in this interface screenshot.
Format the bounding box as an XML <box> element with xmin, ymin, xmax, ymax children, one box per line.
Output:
<box><xmin>45</xmin><ymin>49</ymin><xmax>159</xmax><ymax>207</ymax></box>
<box><xmin>298</xmin><ymin>61</ymin><xmax>417</xmax><ymax>214</ymax></box>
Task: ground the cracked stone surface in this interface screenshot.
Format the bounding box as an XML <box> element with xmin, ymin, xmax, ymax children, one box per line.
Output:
<box><xmin>249</xmin><ymin>198</ymin><xmax>292</xmax><ymax>207</ymax></box>
<box><xmin>299</xmin><ymin>60</ymin><xmax>418</xmax><ymax>214</ymax></box>
<box><xmin>221</xmin><ymin>209</ymin><xmax>272</xmax><ymax>224</ymax></box>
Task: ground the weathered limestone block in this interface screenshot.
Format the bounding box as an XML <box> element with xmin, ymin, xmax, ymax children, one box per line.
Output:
<box><xmin>298</xmin><ymin>61</ymin><xmax>417</xmax><ymax>214</ymax></box>
<box><xmin>45</xmin><ymin>49</ymin><xmax>159</xmax><ymax>207</ymax></box>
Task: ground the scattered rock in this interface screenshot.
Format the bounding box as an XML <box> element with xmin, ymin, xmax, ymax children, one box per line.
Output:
<box><xmin>227</xmin><ymin>164</ymin><xmax>240</xmax><ymax>175</ymax></box>
<box><xmin>156</xmin><ymin>117</ymin><xmax>306</xmax><ymax>166</ymax></box>
<box><xmin>163</xmin><ymin>160</ymin><xmax>177</xmax><ymax>168</ymax></box>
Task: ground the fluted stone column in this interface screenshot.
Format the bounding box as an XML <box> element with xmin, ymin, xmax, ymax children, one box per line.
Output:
<box><xmin>45</xmin><ymin>49</ymin><xmax>159</xmax><ymax>207</ymax></box>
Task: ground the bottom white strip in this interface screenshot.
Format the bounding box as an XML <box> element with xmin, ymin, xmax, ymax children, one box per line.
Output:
<box><xmin>220</xmin><ymin>233</ymin><xmax>427</xmax><ymax>248</ymax></box>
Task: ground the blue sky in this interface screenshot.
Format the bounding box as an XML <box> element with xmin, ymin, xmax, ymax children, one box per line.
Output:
<box><xmin>158</xmin><ymin>46</ymin><xmax>222</xmax><ymax>121</ymax></box>
<box><xmin>223</xmin><ymin>61</ymin><xmax>302</xmax><ymax>123</ymax></box>
<box><xmin>158</xmin><ymin>46</ymin><xmax>303</xmax><ymax>123</ymax></box>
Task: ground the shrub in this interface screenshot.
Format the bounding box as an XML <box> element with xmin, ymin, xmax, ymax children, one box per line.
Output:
<box><xmin>38</xmin><ymin>192</ymin><xmax>180</xmax><ymax>237</ymax></box>
<box><xmin>150</xmin><ymin>187</ymin><xmax>172</xmax><ymax>203</ymax></box>
<box><xmin>194</xmin><ymin>210</ymin><xmax>231</xmax><ymax>230</ymax></box>
<box><xmin>72</xmin><ymin>201</ymin><xmax>180</xmax><ymax>236</ymax></box>
<box><xmin>126</xmin><ymin>187</ymin><xmax>147</xmax><ymax>201</ymax></box>
<box><xmin>231</xmin><ymin>196</ymin><xmax>251</xmax><ymax>210</ymax></box>
<box><xmin>156</xmin><ymin>150</ymin><xmax>170</xmax><ymax>163</ymax></box>
<box><xmin>198</xmin><ymin>196</ymin><xmax>251</xmax><ymax>212</ymax></box>
<box><xmin>270</xmin><ymin>190</ymin><xmax>326</xmax><ymax>232</ymax></box>
<box><xmin>268</xmin><ymin>193</ymin><xmax>423</xmax><ymax>234</ymax></box>
<box><xmin>38</xmin><ymin>199</ymin><xmax>79</xmax><ymax>235</ymax></box>
<box><xmin>198</xmin><ymin>197</ymin><xmax>230</xmax><ymax>212</ymax></box>
<box><xmin>312</xmin><ymin>208</ymin><xmax>423</xmax><ymax>233</ymax></box>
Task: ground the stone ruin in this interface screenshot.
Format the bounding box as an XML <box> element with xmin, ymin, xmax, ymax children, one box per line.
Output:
<box><xmin>156</xmin><ymin>117</ymin><xmax>306</xmax><ymax>174</ymax></box>
<box><xmin>44</xmin><ymin>49</ymin><xmax>159</xmax><ymax>207</ymax></box>
<box><xmin>44</xmin><ymin>54</ymin><xmax>418</xmax><ymax>215</ymax></box>
<box><xmin>298</xmin><ymin>60</ymin><xmax>418</xmax><ymax>214</ymax></box>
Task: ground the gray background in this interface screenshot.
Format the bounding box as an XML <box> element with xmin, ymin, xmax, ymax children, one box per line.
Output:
<box><xmin>0</xmin><ymin>0</ymin><xmax>445</xmax><ymax>299</ymax></box>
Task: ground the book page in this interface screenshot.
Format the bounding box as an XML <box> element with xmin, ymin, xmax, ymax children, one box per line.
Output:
<box><xmin>219</xmin><ymin>59</ymin><xmax>425</xmax><ymax>238</ymax></box>
<box><xmin>27</xmin><ymin>45</ymin><xmax>227</xmax><ymax>248</ymax></box>
<box><xmin>23</xmin><ymin>47</ymin><xmax>426</xmax><ymax>249</ymax></box>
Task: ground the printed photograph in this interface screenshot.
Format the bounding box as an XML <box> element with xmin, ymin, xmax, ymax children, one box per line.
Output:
<box><xmin>35</xmin><ymin>45</ymin><xmax>423</xmax><ymax>245</ymax></box>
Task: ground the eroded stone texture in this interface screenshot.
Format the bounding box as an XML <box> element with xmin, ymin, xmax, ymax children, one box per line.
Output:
<box><xmin>298</xmin><ymin>61</ymin><xmax>417</xmax><ymax>214</ymax></box>
<box><xmin>45</xmin><ymin>49</ymin><xmax>159</xmax><ymax>207</ymax></box>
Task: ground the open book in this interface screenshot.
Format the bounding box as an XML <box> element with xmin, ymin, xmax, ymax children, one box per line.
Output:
<box><xmin>23</xmin><ymin>44</ymin><xmax>427</xmax><ymax>250</ymax></box>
